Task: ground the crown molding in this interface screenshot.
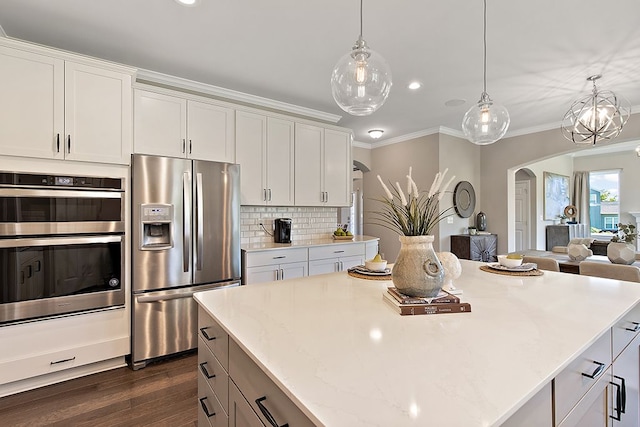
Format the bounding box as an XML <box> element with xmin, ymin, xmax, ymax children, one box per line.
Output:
<box><xmin>352</xmin><ymin>140</ymin><xmax>371</xmax><ymax>149</ymax></box>
<box><xmin>136</xmin><ymin>68</ymin><xmax>342</xmax><ymax>124</ymax></box>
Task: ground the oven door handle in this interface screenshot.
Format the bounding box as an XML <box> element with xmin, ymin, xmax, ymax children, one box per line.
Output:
<box><xmin>136</xmin><ymin>291</ymin><xmax>197</xmax><ymax>303</ymax></box>
<box><xmin>0</xmin><ymin>235</ymin><xmax>122</xmax><ymax>248</ymax></box>
<box><xmin>0</xmin><ymin>188</ymin><xmax>122</xmax><ymax>198</ymax></box>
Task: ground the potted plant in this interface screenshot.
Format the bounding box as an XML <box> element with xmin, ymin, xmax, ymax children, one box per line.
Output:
<box><xmin>607</xmin><ymin>223</ymin><xmax>637</xmax><ymax>265</ymax></box>
<box><xmin>372</xmin><ymin>167</ymin><xmax>455</xmax><ymax>297</ymax></box>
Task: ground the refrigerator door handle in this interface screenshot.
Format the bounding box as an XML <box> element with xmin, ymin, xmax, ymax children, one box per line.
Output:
<box><xmin>136</xmin><ymin>291</ymin><xmax>197</xmax><ymax>303</ymax></box>
<box><xmin>195</xmin><ymin>172</ymin><xmax>204</xmax><ymax>271</ymax></box>
<box><xmin>183</xmin><ymin>172</ymin><xmax>192</xmax><ymax>273</ymax></box>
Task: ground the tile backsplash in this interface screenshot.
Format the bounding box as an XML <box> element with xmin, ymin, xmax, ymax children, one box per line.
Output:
<box><xmin>240</xmin><ymin>206</ymin><xmax>338</xmax><ymax>245</ymax></box>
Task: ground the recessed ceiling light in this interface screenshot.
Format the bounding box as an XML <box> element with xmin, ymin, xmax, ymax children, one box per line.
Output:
<box><xmin>408</xmin><ymin>81</ymin><xmax>422</xmax><ymax>90</ymax></box>
<box><xmin>445</xmin><ymin>99</ymin><xmax>466</xmax><ymax>107</ymax></box>
<box><xmin>368</xmin><ymin>129</ymin><xmax>384</xmax><ymax>139</ymax></box>
<box><xmin>175</xmin><ymin>0</ymin><xmax>199</xmax><ymax>6</ymax></box>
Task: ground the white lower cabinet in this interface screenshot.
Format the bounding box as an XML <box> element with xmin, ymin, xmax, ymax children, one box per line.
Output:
<box><xmin>242</xmin><ymin>247</ymin><xmax>308</xmax><ymax>285</ymax></box>
<box><xmin>308</xmin><ymin>243</ymin><xmax>365</xmax><ymax>275</ymax></box>
<box><xmin>610</xmin><ymin>330</ymin><xmax>640</xmax><ymax>426</ymax></box>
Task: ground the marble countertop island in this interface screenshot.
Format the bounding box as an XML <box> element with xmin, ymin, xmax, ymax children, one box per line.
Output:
<box><xmin>194</xmin><ymin>259</ymin><xmax>640</xmax><ymax>426</ymax></box>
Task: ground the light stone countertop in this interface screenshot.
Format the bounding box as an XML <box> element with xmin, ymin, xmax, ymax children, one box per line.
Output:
<box><xmin>194</xmin><ymin>259</ymin><xmax>640</xmax><ymax>426</ymax></box>
<box><xmin>241</xmin><ymin>235</ymin><xmax>379</xmax><ymax>252</ymax></box>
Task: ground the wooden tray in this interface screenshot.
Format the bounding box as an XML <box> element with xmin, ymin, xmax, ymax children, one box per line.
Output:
<box><xmin>332</xmin><ymin>235</ymin><xmax>354</xmax><ymax>240</ymax></box>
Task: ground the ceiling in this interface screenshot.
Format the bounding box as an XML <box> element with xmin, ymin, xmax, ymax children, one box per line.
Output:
<box><xmin>1</xmin><ymin>0</ymin><xmax>640</xmax><ymax>146</ymax></box>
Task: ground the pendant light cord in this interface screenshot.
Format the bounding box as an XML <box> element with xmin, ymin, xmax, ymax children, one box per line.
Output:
<box><xmin>483</xmin><ymin>0</ymin><xmax>487</xmax><ymax>94</ymax></box>
<box><xmin>359</xmin><ymin>0</ymin><xmax>364</xmax><ymax>38</ymax></box>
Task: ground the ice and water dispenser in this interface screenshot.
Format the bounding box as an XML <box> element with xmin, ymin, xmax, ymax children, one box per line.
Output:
<box><xmin>140</xmin><ymin>204</ymin><xmax>173</xmax><ymax>249</ymax></box>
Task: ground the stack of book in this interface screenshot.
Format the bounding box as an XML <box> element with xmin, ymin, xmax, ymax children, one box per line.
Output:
<box><xmin>383</xmin><ymin>287</ymin><xmax>472</xmax><ymax>316</ymax></box>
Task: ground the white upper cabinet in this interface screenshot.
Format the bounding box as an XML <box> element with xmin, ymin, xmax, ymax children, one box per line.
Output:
<box><xmin>0</xmin><ymin>42</ymin><xmax>133</xmax><ymax>164</ymax></box>
<box><xmin>134</xmin><ymin>87</ymin><xmax>235</xmax><ymax>163</ymax></box>
<box><xmin>294</xmin><ymin>123</ymin><xmax>351</xmax><ymax>207</ymax></box>
<box><xmin>235</xmin><ymin>111</ymin><xmax>294</xmax><ymax>206</ymax></box>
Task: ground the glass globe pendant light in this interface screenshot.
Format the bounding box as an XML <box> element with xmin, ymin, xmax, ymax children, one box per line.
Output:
<box><xmin>462</xmin><ymin>0</ymin><xmax>510</xmax><ymax>145</ymax></box>
<box><xmin>330</xmin><ymin>0</ymin><xmax>392</xmax><ymax>116</ymax></box>
<box><xmin>561</xmin><ymin>74</ymin><xmax>630</xmax><ymax>145</ymax></box>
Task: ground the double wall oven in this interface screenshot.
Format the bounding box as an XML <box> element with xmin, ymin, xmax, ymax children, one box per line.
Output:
<box><xmin>0</xmin><ymin>172</ymin><xmax>125</xmax><ymax>324</ymax></box>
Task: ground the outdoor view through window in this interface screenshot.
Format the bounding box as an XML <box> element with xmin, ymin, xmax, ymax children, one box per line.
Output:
<box><xmin>590</xmin><ymin>170</ymin><xmax>620</xmax><ymax>235</ymax></box>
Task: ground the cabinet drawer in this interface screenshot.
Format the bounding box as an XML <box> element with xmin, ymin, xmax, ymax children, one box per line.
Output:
<box><xmin>612</xmin><ymin>302</ymin><xmax>640</xmax><ymax>359</ymax></box>
<box><xmin>557</xmin><ymin>366</ymin><xmax>611</xmax><ymax>427</ymax></box>
<box><xmin>244</xmin><ymin>248</ymin><xmax>307</xmax><ymax>267</ymax></box>
<box><xmin>198</xmin><ymin>336</ymin><xmax>229</xmax><ymax>414</ymax></box>
<box><xmin>198</xmin><ymin>307</ymin><xmax>229</xmax><ymax>371</ymax></box>
<box><xmin>198</xmin><ymin>371</ymin><xmax>228</xmax><ymax>427</ymax></box>
<box><xmin>554</xmin><ymin>330</ymin><xmax>612</xmax><ymax>425</ymax></box>
<box><xmin>308</xmin><ymin>242</ymin><xmax>364</xmax><ymax>260</ymax></box>
<box><xmin>229</xmin><ymin>340</ymin><xmax>316</xmax><ymax>427</ymax></box>
<box><xmin>229</xmin><ymin>380</ymin><xmax>264</xmax><ymax>427</ymax></box>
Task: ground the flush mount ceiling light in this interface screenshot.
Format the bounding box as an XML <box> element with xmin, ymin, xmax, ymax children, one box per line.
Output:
<box><xmin>368</xmin><ymin>129</ymin><xmax>384</xmax><ymax>139</ymax></box>
<box><xmin>561</xmin><ymin>75</ymin><xmax>631</xmax><ymax>145</ymax></box>
<box><xmin>408</xmin><ymin>81</ymin><xmax>422</xmax><ymax>90</ymax></box>
<box><xmin>174</xmin><ymin>0</ymin><xmax>199</xmax><ymax>6</ymax></box>
<box><xmin>330</xmin><ymin>0</ymin><xmax>392</xmax><ymax>116</ymax></box>
<box><xmin>461</xmin><ymin>0</ymin><xmax>510</xmax><ymax>145</ymax></box>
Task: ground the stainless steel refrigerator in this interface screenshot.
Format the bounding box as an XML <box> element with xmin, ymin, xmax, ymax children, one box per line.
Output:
<box><xmin>130</xmin><ymin>154</ymin><xmax>240</xmax><ymax>369</ymax></box>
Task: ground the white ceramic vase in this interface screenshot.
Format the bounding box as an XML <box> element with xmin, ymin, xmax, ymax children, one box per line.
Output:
<box><xmin>607</xmin><ymin>242</ymin><xmax>636</xmax><ymax>265</ymax></box>
<box><xmin>392</xmin><ymin>235</ymin><xmax>444</xmax><ymax>298</ymax></box>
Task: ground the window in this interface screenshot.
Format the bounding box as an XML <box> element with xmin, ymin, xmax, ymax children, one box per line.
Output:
<box><xmin>589</xmin><ymin>170</ymin><xmax>620</xmax><ymax>235</ymax></box>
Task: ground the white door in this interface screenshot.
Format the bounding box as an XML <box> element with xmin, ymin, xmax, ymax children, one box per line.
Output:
<box><xmin>134</xmin><ymin>89</ymin><xmax>186</xmax><ymax>158</ymax></box>
<box><xmin>235</xmin><ymin>111</ymin><xmax>266</xmax><ymax>205</ymax></box>
<box><xmin>266</xmin><ymin>117</ymin><xmax>295</xmax><ymax>206</ymax></box>
<box><xmin>187</xmin><ymin>100</ymin><xmax>235</xmax><ymax>162</ymax></box>
<box><xmin>244</xmin><ymin>265</ymin><xmax>278</xmax><ymax>284</ymax></box>
<box><xmin>0</xmin><ymin>46</ymin><xmax>64</xmax><ymax>159</ymax></box>
<box><xmin>64</xmin><ymin>61</ymin><xmax>132</xmax><ymax>164</ymax></box>
<box><xmin>515</xmin><ymin>180</ymin><xmax>531</xmax><ymax>251</ymax></box>
<box><xmin>280</xmin><ymin>261</ymin><xmax>308</xmax><ymax>281</ymax></box>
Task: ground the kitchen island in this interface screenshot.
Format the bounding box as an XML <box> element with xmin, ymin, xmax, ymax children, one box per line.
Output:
<box><xmin>194</xmin><ymin>259</ymin><xmax>640</xmax><ymax>426</ymax></box>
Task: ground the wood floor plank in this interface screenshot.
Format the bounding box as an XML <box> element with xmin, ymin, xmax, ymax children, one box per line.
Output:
<box><xmin>0</xmin><ymin>352</ymin><xmax>197</xmax><ymax>427</ymax></box>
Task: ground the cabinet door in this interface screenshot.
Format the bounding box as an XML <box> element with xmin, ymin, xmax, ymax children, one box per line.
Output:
<box><xmin>0</xmin><ymin>46</ymin><xmax>64</xmax><ymax>159</ymax></box>
<box><xmin>365</xmin><ymin>241</ymin><xmax>379</xmax><ymax>260</ymax></box>
<box><xmin>187</xmin><ymin>100</ymin><xmax>235</xmax><ymax>162</ymax></box>
<box><xmin>612</xmin><ymin>333</ymin><xmax>640</xmax><ymax>426</ymax></box>
<box><xmin>266</xmin><ymin>117</ymin><xmax>295</xmax><ymax>206</ymax></box>
<box><xmin>133</xmin><ymin>89</ymin><xmax>186</xmax><ymax>158</ymax></box>
<box><xmin>229</xmin><ymin>381</ymin><xmax>263</xmax><ymax>427</ymax></box>
<box><xmin>309</xmin><ymin>258</ymin><xmax>339</xmax><ymax>276</ymax></box>
<box><xmin>236</xmin><ymin>111</ymin><xmax>266</xmax><ymax>205</ymax></box>
<box><xmin>323</xmin><ymin>129</ymin><xmax>352</xmax><ymax>206</ymax></box>
<box><xmin>340</xmin><ymin>255</ymin><xmax>364</xmax><ymax>271</ymax></box>
<box><xmin>294</xmin><ymin>123</ymin><xmax>324</xmax><ymax>206</ymax></box>
<box><xmin>280</xmin><ymin>261</ymin><xmax>308</xmax><ymax>281</ymax></box>
<box><xmin>64</xmin><ymin>61</ymin><xmax>132</xmax><ymax>164</ymax></box>
<box><xmin>244</xmin><ymin>265</ymin><xmax>279</xmax><ymax>284</ymax></box>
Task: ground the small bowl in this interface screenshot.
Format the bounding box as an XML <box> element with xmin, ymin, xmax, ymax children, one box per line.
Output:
<box><xmin>497</xmin><ymin>255</ymin><xmax>523</xmax><ymax>268</ymax></box>
<box><xmin>365</xmin><ymin>259</ymin><xmax>388</xmax><ymax>272</ymax></box>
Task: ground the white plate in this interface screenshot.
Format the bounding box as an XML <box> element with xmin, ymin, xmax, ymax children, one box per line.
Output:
<box><xmin>349</xmin><ymin>265</ymin><xmax>391</xmax><ymax>276</ymax></box>
<box><xmin>486</xmin><ymin>262</ymin><xmax>537</xmax><ymax>272</ymax></box>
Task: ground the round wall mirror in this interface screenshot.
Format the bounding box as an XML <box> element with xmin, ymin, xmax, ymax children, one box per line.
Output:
<box><xmin>453</xmin><ymin>181</ymin><xmax>476</xmax><ymax>218</ymax></box>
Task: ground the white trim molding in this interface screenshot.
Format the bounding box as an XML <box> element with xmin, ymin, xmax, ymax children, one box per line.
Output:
<box><xmin>136</xmin><ymin>68</ymin><xmax>342</xmax><ymax>124</ymax></box>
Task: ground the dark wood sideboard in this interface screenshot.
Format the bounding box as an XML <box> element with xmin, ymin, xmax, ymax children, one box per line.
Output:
<box><xmin>451</xmin><ymin>234</ymin><xmax>498</xmax><ymax>262</ymax></box>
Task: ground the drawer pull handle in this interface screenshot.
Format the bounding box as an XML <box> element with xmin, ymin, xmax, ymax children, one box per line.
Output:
<box><xmin>625</xmin><ymin>322</ymin><xmax>640</xmax><ymax>332</ymax></box>
<box><xmin>614</xmin><ymin>375</ymin><xmax>627</xmax><ymax>414</ymax></box>
<box><xmin>200</xmin><ymin>327</ymin><xmax>216</xmax><ymax>341</ymax></box>
<box><xmin>255</xmin><ymin>396</ymin><xmax>289</xmax><ymax>427</ymax></box>
<box><xmin>610</xmin><ymin>380</ymin><xmax>622</xmax><ymax>421</ymax></box>
<box><xmin>273</xmin><ymin>256</ymin><xmax>286</xmax><ymax>259</ymax></box>
<box><xmin>199</xmin><ymin>397</ymin><xmax>215</xmax><ymax>418</ymax></box>
<box><xmin>334</xmin><ymin>250</ymin><xmax>345</xmax><ymax>253</ymax></box>
<box><xmin>581</xmin><ymin>361</ymin><xmax>606</xmax><ymax>379</ymax></box>
<box><xmin>199</xmin><ymin>362</ymin><xmax>215</xmax><ymax>379</ymax></box>
<box><xmin>50</xmin><ymin>357</ymin><xmax>76</xmax><ymax>365</ymax></box>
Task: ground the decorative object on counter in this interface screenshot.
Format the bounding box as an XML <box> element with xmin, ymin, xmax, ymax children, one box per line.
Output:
<box><xmin>373</xmin><ymin>167</ymin><xmax>456</xmax><ymax>297</ymax></box>
<box><xmin>608</xmin><ymin>223</ymin><xmax>637</xmax><ymax>265</ymax></box>
<box><xmin>453</xmin><ymin>180</ymin><xmax>476</xmax><ymax>218</ymax></box>
<box><xmin>476</xmin><ymin>211</ymin><xmax>487</xmax><ymax>231</ymax></box>
<box><xmin>461</xmin><ymin>0</ymin><xmax>510</xmax><ymax>145</ymax></box>
<box><xmin>347</xmin><ymin>265</ymin><xmax>391</xmax><ymax>280</ymax></box>
<box><xmin>330</xmin><ymin>0</ymin><xmax>392</xmax><ymax>116</ymax></box>
<box><xmin>364</xmin><ymin>254</ymin><xmax>387</xmax><ymax>271</ymax></box>
<box><xmin>383</xmin><ymin>289</ymin><xmax>471</xmax><ymax>316</ymax></box>
<box><xmin>436</xmin><ymin>251</ymin><xmax>462</xmax><ymax>294</ymax></box>
<box><xmin>333</xmin><ymin>225</ymin><xmax>354</xmax><ymax>240</ymax></box>
<box><xmin>567</xmin><ymin>238</ymin><xmax>594</xmax><ymax>261</ymax></box>
<box><xmin>561</xmin><ymin>74</ymin><xmax>631</xmax><ymax>145</ymax></box>
<box><xmin>479</xmin><ymin>264</ymin><xmax>544</xmax><ymax>277</ymax></box>
<box><xmin>497</xmin><ymin>253</ymin><xmax>523</xmax><ymax>268</ymax></box>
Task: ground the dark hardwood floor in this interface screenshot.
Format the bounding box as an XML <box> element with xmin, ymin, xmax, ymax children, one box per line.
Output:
<box><xmin>0</xmin><ymin>352</ymin><xmax>197</xmax><ymax>427</ymax></box>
